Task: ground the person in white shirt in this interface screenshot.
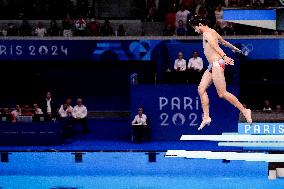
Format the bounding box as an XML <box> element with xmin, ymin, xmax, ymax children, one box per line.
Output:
<box><xmin>59</xmin><ymin>100</ymin><xmax>73</xmax><ymax>118</ymax></box>
<box><xmin>188</xmin><ymin>51</ymin><xmax>204</xmax><ymax>72</ymax></box>
<box><xmin>72</xmin><ymin>98</ymin><xmax>88</xmax><ymax>133</ymax></box>
<box><xmin>132</xmin><ymin>108</ymin><xmax>147</xmax><ymax>125</ymax></box>
<box><xmin>59</xmin><ymin>99</ymin><xmax>74</xmax><ymax>138</ymax></box>
<box><xmin>34</xmin><ymin>22</ymin><xmax>47</xmax><ymax>37</ymax></box>
<box><xmin>176</xmin><ymin>4</ymin><xmax>190</xmax><ymax>27</ymax></box>
<box><xmin>33</xmin><ymin>103</ymin><xmax>43</xmax><ymax>115</ymax></box>
<box><xmin>174</xmin><ymin>52</ymin><xmax>187</xmax><ymax>71</ymax></box>
<box><xmin>11</xmin><ymin>105</ymin><xmax>21</xmax><ymax>123</ymax></box>
<box><xmin>131</xmin><ymin>108</ymin><xmax>149</xmax><ymax>143</ymax></box>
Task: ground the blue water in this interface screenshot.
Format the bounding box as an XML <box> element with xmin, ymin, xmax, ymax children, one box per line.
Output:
<box><xmin>1</xmin><ymin>176</ymin><xmax>284</xmax><ymax>189</ymax></box>
<box><xmin>0</xmin><ymin>152</ymin><xmax>284</xmax><ymax>189</ymax></box>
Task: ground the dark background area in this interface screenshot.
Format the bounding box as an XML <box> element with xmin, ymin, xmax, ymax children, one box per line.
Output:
<box><xmin>240</xmin><ymin>59</ymin><xmax>284</xmax><ymax>110</ymax></box>
<box><xmin>0</xmin><ymin>61</ymin><xmax>131</xmax><ymax>111</ymax></box>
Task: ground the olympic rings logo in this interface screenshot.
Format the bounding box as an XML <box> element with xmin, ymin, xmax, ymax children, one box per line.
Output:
<box><xmin>241</xmin><ymin>44</ymin><xmax>254</xmax><ymax>56</ymax></box>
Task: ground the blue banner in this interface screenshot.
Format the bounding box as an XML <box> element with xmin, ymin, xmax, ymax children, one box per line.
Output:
<box><xmin>238</xmin><ymin>123</ymin><xmax>284</xmax><ymax>135</ymax></box>
<box><xmin>0</xmin><ymin>39</ymin><xmax>162</xmax><ymax>61</ymax></box>
<box><xmin>224</xmin><ymin>9</ymin><xmax>276</xmax><ymax>20</ymax></box>
<box><xmin>0</xmin><ymin>39</ymin><xmax>283</xmax><ymax>61</ymax></box>
<box><xmin>131</xmin><ymin>84</ymin><xmax>239</xmax><ymax>140</ymax></box>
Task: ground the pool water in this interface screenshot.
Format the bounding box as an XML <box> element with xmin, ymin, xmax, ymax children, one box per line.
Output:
<box><xmin>0</xmin><ymin>152</ymin><xmax>284</xmax><ymax>189</ymax></box>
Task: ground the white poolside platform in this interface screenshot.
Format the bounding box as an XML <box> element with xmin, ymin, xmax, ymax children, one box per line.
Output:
<box><xmin>165</xmin><ymin>150</ymin><xmax>284</xmax><ymax>162</ymax></box>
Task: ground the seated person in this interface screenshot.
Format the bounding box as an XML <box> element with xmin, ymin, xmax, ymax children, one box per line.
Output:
<box><xmin>1</xmin><ymin>108</ymin><xmax>12</xmax><ymax>122</ymax></box>
<box><xmin>174</xmin><ymin>52</ymin><xmax>187</xmax><ymax>71</ymax></box>
<box><xmin>188</xmin><ymin>51</ymin><xmax>203</xmax><ymax>72</ymax></box>
<box><xmin>59</xmin><ymin>101</ymin><xmax>74</xmax><ymax>138</ymax></box>
<box><xmin>33</xmin><ymin>103</ymin><xmax>44</xmax><ymax>122</ymax></box>
<box><xmin>72</xmin><ymin>98</ymin><xmax>88</xmax><ymax>134</ymax></box>
<box><xmin>59</xmin><ymin>102</ymin><xmax>73</xmax><ymax>119</ymax></box>
<box><xmin>176</xmin><ymin>20</ymin><xmax>187</xmax><ymax>36</ymax></box>
<box><xmin>263</xmin><ymin>100</ymin><xmax>272</xmax><ymax>113</ymax></box>
<box><xmin>11</xmin><ymin>105</ymin><xmax>21</xmax><ymax>123</ymax></box>
<box><xmin>21</xmin><ymin>105</ymin><xmax>34</xmax><ymax>116</ymax></box>
<box><xmin>33</xmin><ymin>103</ymin><xmax>43</xmax><ymax>115</ymax></box>
<box><xmin>131</xmin><ymin>107</ymin><xmax>149</xmax><ymax>143</ymax></box>
<box><xmin>276</xmin><ymin>105</ymin><xmax>282</xmax><ymax>113</ymax></box>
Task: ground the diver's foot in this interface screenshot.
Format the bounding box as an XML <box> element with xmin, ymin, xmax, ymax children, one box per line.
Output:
<box><xmin>198</xmin><ymin>117</ymin><xmax>212</xmax><ymax>130</ymax></box>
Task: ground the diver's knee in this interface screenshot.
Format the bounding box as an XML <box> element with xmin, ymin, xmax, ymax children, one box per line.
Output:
<box><xmin>218</xmin><ymin>91</ymin><xmax>227</xmax><ymax>99</ymax></box>
<box><xmin>198</xmin><ymin>86</ymin><xmax>205</xmax><ymax>95</ymax></box>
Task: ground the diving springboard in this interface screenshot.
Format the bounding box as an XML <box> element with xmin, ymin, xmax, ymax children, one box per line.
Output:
<box><xmin>180</xmin><ymin>135</ymin><xmax>284</xmax><ymax>142</ymax></box>
<box><xmin>218</xmin><ymin>142</ymin><xmax>284</xmax><ymax>148</ymax></box>
<box><xmin>165</xmin><ymin>150</ymin><xmax>284</xmax><ymax>162</ymax></box>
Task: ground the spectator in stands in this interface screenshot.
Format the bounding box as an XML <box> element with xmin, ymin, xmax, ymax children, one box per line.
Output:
<box><xmin>88</xmin><ymin>18</ymin><xmax>100</xmax><ymax>36</ymax></box>
<box><xmin>47</xmin><ymin>20</ymin><xmax>60</xmax><ymax>36</ymax></box>
<box><xmin>252</xmin><ymin>0</ymin><xmax>264</xmax><ymax>7</ymax></box>
<box><xmin>11</xmin><ymin>105</ymin><xmax>21</xmax><ymax>123</ymax></box>
<box><xmin>182</xmin><ymin>0</ymin><xmax>194</xmax><ymax>10</ymax></box>
<box><xmin>62</xmin><ymin>14</ymin><xmax>73</xmax><ymax>37</ymax></box>
<box><xmin>146</xmin><ymin>0</ymin><xmax>157</xmax><ymax>22</ymax></box>
<box><xmin>265</xmin><ymin>0</ymin><xmax>280</xmax><ymax>7</ymax></box>
<box><xmin>19</xmin><ymin>20</ymin><xmax>32</xmax><ymax>36</ymax></box>
<box><xmin>74</xmin><ymin>16</ymin><xmax>87</xmax><ymax>36</ymax></box>
<box><xmin>41</xmin><ymin>91</ymin><xmax>57</xmax><ymax>121</ymax></box>
<box><xmin>214</xmin><ymin>4</ymin><xmax>228</xmax><ymax>34</ymax></box>
<box><xmin>194</xmin><ymin>0</ymin><xmax>205</xmax><ymax>14</ymax></box>
<box><xmin>174</xmin><ymin>52</ymin><xmax>187</xmax><ymax>71</ymax></box>
<box><xmin>6</xmin><ymin>23</ymin><xmax>18</xmax><ymax>36</ymax></box>
<box><xmin>228</xmin><ymin>0</ymin><xmax>239</xmax><ymax>7</ymax></box>
<box><xmin>188</xmin><ymin>51</ymin><xmax>203</xmax><ymax>72</ymax></box>
<box><xmin>176</xmin><ymin>20</ymin><xmax>187</xmax><ymax>36</ymax></box>
<box><xmin>72</xmin><ymin>98</ymin><xmax>88</xmax><ymax>134</ymax></box>
<box><xmin>21</xmin><ymin>105</ymin><xmax>34</xmax><ymax>116</ymax></box>
<box><xmin>1</xmin><ymin>108</ymin><xmax>11</xmax><ymax>122</ymax></box>
<box><xmin>116</xmin><ymin>24</ymin><xmax>126</xmax><ymax>36</ymax></box>
<box><xmin>33</xmin><ymin>103</ymin><xmax>43</xmax><ymax>115</ymax></box>
<box><xmin>131</xmin><ymin>107</ymin><xmax>149</xmax><ymax>143</ymax></box>
<box><xmin>165</xmin><ymin>3</ymin><xmax>177</xmax><ymax>30</ymax></box>
<box><xmin>34</xmin><ymin>22</ymin><xmax>47</xmax><ymax>37</ymax></box>
<box><xmin>176</xmin><ymin>3</ymin><xmax>190</xmax><ymax>27</ymax></box>
<box><xmin>100</xmin><ymin>19</ymin><xmax>114</xmax><ymax>36</ymax></box>
<box><xmin>238</xmin><ymin>0</ymin><xmax>250</xmax><ymax>7</ymax></box>
<box><xmin>263</xmin><ymin>100</ymin><xmax>272</xmax><ymax>113</ymax></box>
<box><xmin>163</xmin><ymin>24</ymin><xmax>175</xmax><ymax>36</ymax></box>
<box><xmin>276</xmin><ymin>105</ymin><xmax>282</xmax><ymax>113</ymax></box>
<box><xmin>1</xmin><ymin>108</ymin><xmax>10</xmax><ymax>115</ymax></box>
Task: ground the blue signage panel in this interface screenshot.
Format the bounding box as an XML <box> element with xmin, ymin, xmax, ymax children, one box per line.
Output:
<box><xmin>131</xmin><ymin>84</ymin><xmax>239</xmax><ymax>140</ymax></box>
<box><xmin>0</xmin><ymin>39</ymin><xmax>163</xmax><ymax>61</ymax></box>
<box><xmin>0</xmin><ymin>39</ymin><xmax>283</xmax><ymax>61</ymax></box>
<box><xmin>238</xmin><ymin>123</ymin><xmax>284</xmax><ymax>135</ymax></box>
<box><xmin>224</xmin><ymin>9</ymin><xmax>276</xmax><ymax>20</ymax></box>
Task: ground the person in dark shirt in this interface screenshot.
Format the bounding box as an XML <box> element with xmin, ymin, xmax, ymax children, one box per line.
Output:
<box><xmin>62</xmin><ymin>14</ymin><xmax>73</xmax><ymax>37</ymax></box>
<box><xmin>6</xmin><ymin>23</ymin><xmax>18</xmax><ymax>36</ymax></box>
<box><xmin>19</xmin><ymin>20</ymin><xmax>32</xmax><ymax>36</ymax></box>
<box><xmin>163</xmin><ymin>24</ymin><xmax>175</xmax><ymax>36</ymax></box>
<box><xmin>41</xmin><ymin>91</ymin><xmax>57</xmax><ymax>121</ymax></box>
<box><xmin>47</xmin><ymin>20</ymin><xmax>60</xmax><ymax>36</ymax></box>
<box><xmin>100</xmin><ymin>19</ymin><xmax>114</xmax><ymax>36</ymax></box>
<box><xmin>176</xmin><ymin>20</ymin><xmax>187</xmax><ymax>36</ymax></box>
<box><xmin>117</xmin><ymin>24</ymin><xmax>126</xmax><ymax>36</ymax></box>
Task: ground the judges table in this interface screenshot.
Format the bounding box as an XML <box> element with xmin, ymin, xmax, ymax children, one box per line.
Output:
<box><xmin>0</xmin><ymin>121</ymin><xmax>63</xmax><ymax>146</ymax></box>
